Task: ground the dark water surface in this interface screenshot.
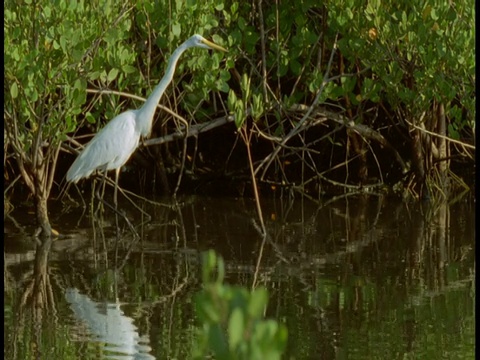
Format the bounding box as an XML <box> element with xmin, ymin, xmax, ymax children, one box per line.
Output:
<box><xmin>4</xmin><ymin>194</ymin><xmax>474</xmax><ymax>359</ymax></box>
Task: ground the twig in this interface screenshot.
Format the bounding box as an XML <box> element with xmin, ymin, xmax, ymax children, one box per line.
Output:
<box><xmin>405</xmin><ymin>118</ymin><xmax>475</xmax><ymax>150</ymax></box>
<box><xmin>240</xmin><ymin>127</ymin><xmax>266</xmax><ymax>236</ymax></box>
<box><xmin>251</xmin><ymin>233</ymin><xmax>267</xmax><ymax>290</ymax></box>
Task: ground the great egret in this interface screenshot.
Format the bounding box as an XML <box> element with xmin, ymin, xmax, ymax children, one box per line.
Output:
<box><xmin>66</xmin><ymin>34</ymin><xmax>227</xmax><ymax>204</ymax></box>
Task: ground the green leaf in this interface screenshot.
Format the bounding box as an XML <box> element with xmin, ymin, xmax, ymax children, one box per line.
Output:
<box><xmin>73</xmin><ymin>86</ymin><xmax>86</xmax><ymax>107</ymax></box>
<box><xmin>241</xmin><ymin>73</ymin><xmax>251</xmax><ymax>102</ymax></box>
<box><xmin>172</xmin><ymin>23</ymin><xmax>181</xmax><ymax>37</ymax></box>
<box><xmin>235</xmin><ymin>102</ymin><xmax>245</xmax><ymax>129</ymax></box>
<box><xmin>89</xmin><ymin>71</ymin><xmax>102</xmax><ymax>80</ymax></box>
<box><xmin>85</xmin><ymin>112</ymin><xmax>96</xmax><ymax>124</ymax></box>
<box><xmin>248</xmin><ymin>287</ymin><xmax>268</xmax><ymax>317</ymax></box>
<box><xmin>216</xmin><ymin>79</ymin><xmax>230</xmax><ymax>93</ymax></box>
<box><xmin>43</xmin><ymin>5</ymin><xmax>51</xmax><ymax>18</ymax></box>
<box><xmin>60</xmin><ymin>36</ymin><xmax>67</xmax><ymax>52</ymax></box>
<box><xmin>448</xmin><ymin>123</ymin><xmax>460</xmax><ymax>140</ymax></box>
<box><xmin>228</xmin><ymin>308</ymin><xmax>245</xmax><ymax>349</ymax></box>
<box><xmin>231</xmin><ymin>2</ymin><xmax>238</xmax><ymax>16</ymax></box>
<box><xmin>73</xmin><ymin>78</ymin><xmax>85</xmax><ymax>92</ymax></box>
<box><xmin>30</xmin><ymin>88</ymin><xmax>39</xmax><ymax>102</ymax></box>
<box><xmin>365</xmin><ymin>0</ymin><xmax>379</xmax><ymax>15</ymax></box>
<box><xmin>201</xmin><ymin>250</ymin><xmax>216</xmax><ymax>283</ymax></box>
<box><xmin>227</xmin><ymin>90</ymin><xmax>238</xmax><ymax>113</ymax></box>
<box><xmin>68</xmin><ymin>0</ymin><xmax>77</xmax><ymax>11</ymax></box>
<box><xmin>290</xmin><ymin>59</ymin><xmax>301</xmax><ymax>76</ymax></box>
<box><xmin>10</xmin><ymin>82</ymin><xmax>18</xmax><ymax>99</ymax></box>
<box><xmin>345</xmin><ymin>7</ymin><xmax>354</xmax><ymax>20</ymax></box>
<box><xmin>71</xmin><ymin>107</ymin><xmax>82</xmax><ymax>116</ymax></box>
<box><xmin>208</xmin><ymin>325</ymin><xmax>229</xmax><ymax>357</ymax></box>
<box><xmin>100</xmin><ymin>70</ymin><xmax>107</xmax><ymax>82</ymax></box>
<box><xmin>196</xmin><ymin>293</ymin><xmax>221</xmax><ymax>323</ymax></box>
<box><xmin>107</xmin><ymin>68</ymin><xmax>119</xmax><ymax>82</ymax></box>
<box><xmin>238</xmin><ymin>16</ymin><xmax>246</xmax><ymax>31</ymax></box>
<box><xmin>122</xmin><ymin>65</ymin><xmax>137</xmax><ymax>74</ymax></box>
<box><xmin>251</xmin><ymin>93</ymin><xmax>264</xmax><ymax>121</ymax></box>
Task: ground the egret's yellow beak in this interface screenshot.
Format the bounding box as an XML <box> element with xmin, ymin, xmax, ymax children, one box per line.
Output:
<box><xmin>202</xmin><ymin>38</ymin><xmax>228</xmax><ymax>52</ymax></box>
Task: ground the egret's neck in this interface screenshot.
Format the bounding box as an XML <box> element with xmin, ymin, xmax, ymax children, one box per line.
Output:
<box><xmin>136</xmin><ymin>42</ymin><xmax>190</xmax><ymax>137</ymax></box>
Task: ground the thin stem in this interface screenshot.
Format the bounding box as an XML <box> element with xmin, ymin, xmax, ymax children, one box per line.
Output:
<box><xmin>240</xmin><ymin>127</ymin><xmax>266</xmax><ymax>236</ymax></box>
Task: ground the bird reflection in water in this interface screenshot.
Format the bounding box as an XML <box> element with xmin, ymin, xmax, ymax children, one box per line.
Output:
<box><xmin>65</xmin><ymin>288</ymin><xmax>155</xmax><ymax>359</ymax></box>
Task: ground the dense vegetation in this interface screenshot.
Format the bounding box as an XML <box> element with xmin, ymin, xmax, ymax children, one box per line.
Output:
<box><xmin>4</xmin><ymin>0</ymin><xmax>475</xmax><ymax>236</ymax></box>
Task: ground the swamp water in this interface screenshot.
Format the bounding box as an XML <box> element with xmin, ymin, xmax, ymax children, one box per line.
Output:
<box><xmin>4</xmin><ymin>194</ymin><xmax>475</xmax><ymax>359</ymax></box>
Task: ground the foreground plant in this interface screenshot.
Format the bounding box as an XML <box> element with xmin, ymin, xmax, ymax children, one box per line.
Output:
<box><xmin>193</xmin><ymin>250</ymin><xmax>288</xmax><ymax>360</ymax></box>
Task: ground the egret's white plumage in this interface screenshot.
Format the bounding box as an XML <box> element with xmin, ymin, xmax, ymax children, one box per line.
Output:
<box><xmin>66</xmin><ymin>110</ymin><xmax>139</xmax><ymax>182</ymax></box>
<box><xmin>66</xmin><ymin>34</ymin><xmax>226</xmax><ymax>183</ymax></box>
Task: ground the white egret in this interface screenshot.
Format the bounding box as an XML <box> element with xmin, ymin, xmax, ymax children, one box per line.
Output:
<box><xmin>66</xmin><ymin>34</ymin><xmax>227</xmax><ymax>204</ymax></box>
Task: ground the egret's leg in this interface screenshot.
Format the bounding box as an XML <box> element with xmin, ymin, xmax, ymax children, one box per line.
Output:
<box><xmin>113</xmin><ymin>168</ymin><xmax>120</xmax><ymax>238</ymax></box>
<box><xmin>95</xmin><ymin>193</ymin><xmax>139</xmax><ymax>238</ymax></box>
<box><xmin>93</xmin><ymin>170</ymin><xmax>138</xmax><ymax>238</ymax></box>
<box><xmin>93</xmin><ymin>171</ymin><xmax>107</xmax><ymax>199</ymax></box>
<box><xmin>101</xmin><ymin>171</ymin><xmax>108</xmax><ymax>199</ymax></box>
<box><xmin>94</xmin><ymin>171</ymin><xmax>108</xmax><ymax>215</ymax></box>
<box><xmin>114</xmin><ymin>168</ymin><xmax>120</xmax><ymax>208</ymax></box>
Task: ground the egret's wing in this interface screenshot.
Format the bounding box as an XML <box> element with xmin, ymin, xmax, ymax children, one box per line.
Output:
<box><xmin>66</xmin><ymin>111</ymin><xmax>140</xmax><ymax>183</ymax></box>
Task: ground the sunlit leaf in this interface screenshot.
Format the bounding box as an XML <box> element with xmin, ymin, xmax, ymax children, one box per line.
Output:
<box><xmin>10</xmin><ymin>82</ymin><xmax>18</xmax><ymax>99</ymax></box>
<box><xmin>107</xmin><ymin>68</ymin><xmax>119</xmax><ymax>82</ymax></box>
<box><xmin>172</xmin><ymin>22</ymin><xmax>181</xmax><ymax>37</ymax></box>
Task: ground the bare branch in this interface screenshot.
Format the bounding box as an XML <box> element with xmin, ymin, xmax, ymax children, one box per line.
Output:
<box><xmin>143</xmin><ymin>115</ymin><xmax>235</xmax><ymax>147</ymax></box>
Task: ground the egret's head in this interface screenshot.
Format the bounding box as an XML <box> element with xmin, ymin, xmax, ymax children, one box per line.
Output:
<box><xmin>188</xmin><ymin>34</ymin><xmax>227</xmax><ymax>52</ymax></box>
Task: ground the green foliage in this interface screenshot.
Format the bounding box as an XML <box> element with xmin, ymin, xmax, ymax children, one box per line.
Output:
<box><xmin>4</xmin><ymin>0</ymin><xmax>230</xmax><ymax>152</ymax></box>
<box><xmin>325</xmin><ymin>0</ymin><xmax>474</xmax><ymax>128</ymax></box>
<box><xmin>4</xmin><ymin>1</ymin><xmax>139</xmax><ymax>175</ymax></box>
<box><xmin>220</xmin><ymin>0</ymin><xmax>474</xmax><ymax>138</ymax></box>
<box><xmin>4</xmin><ymin>0</ymin><xmax>474</xmax><ymax>198</ymax></box>
<box><xmin>228</xmin><ymin>73</ymin><xmax>265</xmax><ymax>129</ymax></box>
<box><xmin>4</xmin><ymin>0</ymin><xmax>229</xmax><ymax>201</ymax></box>
<box><xmin>193</xmin><ymin>250</ymin><xmax>288</xmax><ymax>360</ymax></box>
<box><xmin>218</xmin><ymin>0</ymin><xmax>474</xmax><ymax>193</ymax></box>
